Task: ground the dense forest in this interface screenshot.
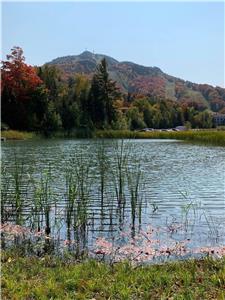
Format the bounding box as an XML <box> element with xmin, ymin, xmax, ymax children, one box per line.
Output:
<box><xmin>1</xmin><ymin>47</ymin><xmax>215</xmax><ymax>136</ymax></box>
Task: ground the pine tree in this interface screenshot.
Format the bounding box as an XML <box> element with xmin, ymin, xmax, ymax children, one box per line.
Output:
<box><xmin>88</xmin><ymin>58</ymin><xmax>121</xmax><ymax>128</ymax></box>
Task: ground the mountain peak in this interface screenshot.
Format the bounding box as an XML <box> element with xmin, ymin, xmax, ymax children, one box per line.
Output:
<box><xmin>47</xmin><ymin>51</ymin><xmax>225</xmax><ymax>112</ymax></box>
<box><xmin>79</xmin><ymin>51</ymin><xmax>94</xmax><ymax>59</ymax></box>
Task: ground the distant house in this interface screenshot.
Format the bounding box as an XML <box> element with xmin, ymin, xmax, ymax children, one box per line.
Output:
<box><xmin>213</xmin><ymin>113</ymin><xmax>225</xmax><ymax>126</ymax></box>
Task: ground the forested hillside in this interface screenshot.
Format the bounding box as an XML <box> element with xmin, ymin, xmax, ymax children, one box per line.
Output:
<box><xmin>48</xmin><ymin>51</ymin><xmax>225</xmax><ymax>113</ymax></box>
<box><xmin>2</xmin><ymin>47</ymin><xmax>224</xmax><ymax>135</ymax></box>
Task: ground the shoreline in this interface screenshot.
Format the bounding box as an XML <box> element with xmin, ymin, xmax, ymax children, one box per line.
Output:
<box><xmin>2</xmin><ymin>251</ymin><xmax>225</xmax><ymax>299</ymax></box>
<box><xmin>1</xmin><ymin>129</ymin><xmax>225</xmax><ymax>147</ymax></box>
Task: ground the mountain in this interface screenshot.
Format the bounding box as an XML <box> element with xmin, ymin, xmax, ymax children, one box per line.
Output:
<box><xmin>47</xmin><ymin>51</ymin><xmax>225</xmax><ymax>112</ymax></box>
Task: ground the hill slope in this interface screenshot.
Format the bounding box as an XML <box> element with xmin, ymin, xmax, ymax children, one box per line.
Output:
<box><xmin>47</xmin><ymin>51</ymin><xmax>225</xmax><ymax>112</ymax></box>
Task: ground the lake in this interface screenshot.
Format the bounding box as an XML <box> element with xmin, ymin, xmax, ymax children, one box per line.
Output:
<box><xmin>1</xmin><ymin>139</ymin><xmax>225</xmax><ymax>259</ymax></box>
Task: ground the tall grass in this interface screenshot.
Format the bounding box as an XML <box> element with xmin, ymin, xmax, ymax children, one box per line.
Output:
<box><xmin>71</xmin><ymin>152</ymin><xmax>92</xmax><ymax>244</ymax></box>
<box><xmin>95</xmin><ymin>130</ymin><xmax>225</xmax><ymax>146</ymax></box>
<box><xmin>112</xmin><ymin>140</ymin><xmax>130</xmax><ymax>210</ymax></box>
<box><xmin>126</xmin><ymin>161</ymin><xmax>143</xmax><ymax>229</ymax></box>
<box><xmin>3</xmin><ymin>129</ymin><xmax>224</xmax><ymax>147</ymax></box>
<box><xmin>1</xmin><ymin>165</ymin><xmax>10</xmax><ymax>223</ymax></box>
<box><xmin>32</xmin><ymin>184</ymin><xmax>42</xmax><ymax>232</ymax></box>
<box><xmin>96</xmin><ymin>141</ymin><xmax>109</xmax><ymax>211</ymax></box>
<box><xmin>64</xmin><ymin>167</ymin><xmax>77</xmax><ymax>239</ymax></box>
<box><xmin>10</xmin><ymin>157</ymin><xmax>30</xmax><ymax>225</ymax></box>
<box><xmin>34</xmin><ymin>168</ymin><xmax>53</xmax><ymax>235</ymax></box>
<box><xmin>1</xmin><ymin>130</ymin><xmax>34</xmax><ymax>140</ymax></box>
<box><xmin>1</xmin><ymin>140</ymin><xmax>146</xmax><ymax>248</ymax></box>
<box><xmin>109</xmin><ymin>140</ymin><xmax>145</xmax><ymax>229</ymax></box>
<box><xmin>1</xmin><ymin>155</ymin><xmax>35</xmax><ymax>226</ymax></box>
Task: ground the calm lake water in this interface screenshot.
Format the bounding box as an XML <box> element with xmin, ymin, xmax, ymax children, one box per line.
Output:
<box><xmin>1</xmin><ymin>139</ymin><xmax>225</xmax><ymax>255</ymax></box>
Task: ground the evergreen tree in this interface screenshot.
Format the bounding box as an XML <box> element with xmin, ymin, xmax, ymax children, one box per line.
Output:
<box><xmin>88</xmin><ymin>58</ymin><xmax>121</xmax><ymax>128</ymax></box>
<box><xmin>60</xmin><ymin>99</ymin><xmax>79</xmax><ymax>135</ymax></box>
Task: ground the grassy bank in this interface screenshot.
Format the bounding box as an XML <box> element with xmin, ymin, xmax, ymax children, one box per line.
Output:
<box><xmin>1</xmin><ymin>129</ymin><xmax>225</xmax><ymax>146</ymax></box>
<box><xmin>96</xmin><ymin>130</ymin><xmax>225</xmax><ymax>146</ymax></box>
<box><xmin>1</xmin><ymin>251</ymin><xmax>225</xmax><ymax>299</ymax></box>
<box><xmin>1</xmin><ymin>130</ymin><xmax>35</xmax><ymax>140</ymax></box>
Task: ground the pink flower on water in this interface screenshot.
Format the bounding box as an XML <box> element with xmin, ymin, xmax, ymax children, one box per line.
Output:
<box><xmin>95</xmin><ymin>237</ymin><xmax>113</xmax><ymax>255</ymax></box>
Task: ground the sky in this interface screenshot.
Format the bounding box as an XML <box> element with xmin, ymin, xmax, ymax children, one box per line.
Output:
<box><xmin>2</xmin><ymin>1</ymin><xmax>224</xmax><ymax>87</ymax></box>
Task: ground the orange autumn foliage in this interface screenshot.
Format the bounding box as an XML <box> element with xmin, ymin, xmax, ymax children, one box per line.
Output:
<box><xmin>1</xmin><ymin>46</ymin><xmax>42</xmax><ymax>101</ymax></box>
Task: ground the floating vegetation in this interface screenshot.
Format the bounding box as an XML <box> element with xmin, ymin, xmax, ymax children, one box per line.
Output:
<box><xmin>93</xmin><ymin>226</ymin><xmax>225</xmax><ymax>265</ymax></box>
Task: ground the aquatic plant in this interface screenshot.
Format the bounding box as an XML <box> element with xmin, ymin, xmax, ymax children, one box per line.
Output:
<box><xmin>1</xmin><ymin>139</ymin><xmax>224</xmax><ymax>260</ymax></box>
<box><xmin>8</xmin><ymin>155</ymin><xmax>34</xmax><ymax>226</ymax></box>
<box><xmin>126</xmin><ymin>161</ymin><xmax>143</xmax><ymax>229</ymax></box>
<box><xmin>64</xmin><ymin>167</ymin><xmax>78</xmax><ymax>239</ymax></box>
<box><xmin>71</xmin><ymin>151</ymin><xmax>92</xmax><ymax>244</ymax></box>
<box><xmin>34</xmin><ymin>167</ymin><xmax>53</xmax><ymax>235</ymax></box>
<box><xmin>96</xmin><ymin>140</ymin><xmax>110</xmax><ymax>213</ymax></box>
<box><xmin>1</xmin><ymin>165</ymin><xmax>11</xmax><ymax>223</ymax></box>
<box><xmin>111</xmin><ymin>140</ymin><xmax>130</xmax><ymax>208</ymax></box>
<box><xmin>94</xmin><ymin>227</ymin><xmax>225</xmax><ymax>264</ymax></box>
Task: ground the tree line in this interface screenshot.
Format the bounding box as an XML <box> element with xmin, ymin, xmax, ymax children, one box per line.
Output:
<box><xmin>1</xmin><ymin>47</ymin><xmax>214</xmax><ymax>136</ymax></box>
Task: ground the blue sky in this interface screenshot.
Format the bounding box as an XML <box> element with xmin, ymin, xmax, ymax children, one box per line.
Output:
<box><xmin>2</xmin><ymin>2</ymin><xmax>224</xmax><ymax>87</ymax></box>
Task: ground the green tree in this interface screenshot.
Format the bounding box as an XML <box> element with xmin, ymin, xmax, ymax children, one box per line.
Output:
<box><xmin>111</xmin><ymin>110</ymin><xmax>129</xmax><ymax>130</ymax></box>
<box><xmin>127</xmin><ymin>107</ymin><xmax>146</xmax><ymax>130</ymax></box>
<box><xmin>73</xmin><ymin>75</ymin><xmax>91</xmax><ymax>128</ymax></box>
<box><xmin>88</xmin><ymin>58</ymin><xmax>121</xmax><ymax>128</ymax></box>
<box><xmin>152</xmin><ymin>106</ymin><xmax>163</xmax><ymax>129</ymax></box>
<box><xmin>37</xmin><ymin>65</ymin><xmax>63</xmax><ymax>101</ymax></box>
<box><xmin>42</xmin><ymin>102</ymin><xmax>62</xmax><ymax>136</ymax></box>
<box><xmin>61</xmin><ymin>99</ymin><xmax>80</xmax><ymax>135</ymax></box>
<box><xmin>193</xmin><ymin>110</ymin><xmax>213</xmax><ymax>128</ymax></box>
<box><xmin>27</xmin><ymin>85</ymin><xmax>49</xmax><ymax>131</ymax></box>
<box><xmin>133</xmin><ymin>98</ymin><xmax>154</xmax><ymax>128</ymax></box>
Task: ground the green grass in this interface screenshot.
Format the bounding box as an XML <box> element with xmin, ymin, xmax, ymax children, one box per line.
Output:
<box><xmin>1</xmin><ymin>251</ymin><xmax>225</xmax><ymax>299</ymax></box>
<box><xmin>95</xmin><ymin>130</ymin><xmax>225</xmax><ymax>146</ymax></box>
<box><xmin>1</xmin><ymin>130</ymin><xmax>34</xmax><ymax>140</ymax></box>
<box><xmin>1</xmin><ymin>129</ymin><xmax>225</xmax><ymax>146</ymax></box>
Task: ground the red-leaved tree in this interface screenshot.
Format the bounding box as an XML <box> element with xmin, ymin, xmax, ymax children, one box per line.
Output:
<box><xmin>1</xmin><ymin>46</ymin><xmax>43</xmax><ymax>129</ymax></box>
